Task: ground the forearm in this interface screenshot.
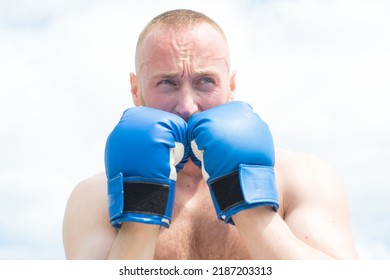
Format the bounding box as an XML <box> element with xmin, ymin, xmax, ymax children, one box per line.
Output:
<box><xmin>233</xmin><ymin>207</ymin><xmax>334</xmax><ymax>260</ymax></box>
<box><xmin>107</xmin><ymin>222</ymin><xmax>160</xmax><ymax>260</ymax></box>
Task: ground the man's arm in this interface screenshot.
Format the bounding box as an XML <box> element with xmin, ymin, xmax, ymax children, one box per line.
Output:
<box><xmin>107</xmin><ymin>223</ymin><xmax>159</xmax><ymax>259</ymax></box>
<box><xmin>188</xmin><ymin>102</ymin><xmax>358</xmax><ymax>259</ymax></box>
<box><xmin>62</xmin><ymin>174</ymin><xmax>159</xmax><ymax>259</ymax></box>
<box><xmin>64</xmin><ymin>107</ymin><xmax>188</xmax><ymax>260</ymax></box>
<box><xmin>233</xmin><ymin>152</ymin><xmax>359</xmax><ymax>259</ymax></box>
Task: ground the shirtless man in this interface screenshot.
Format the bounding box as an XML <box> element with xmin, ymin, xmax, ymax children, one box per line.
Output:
<box><xmin>62</xmin><ymin>9</ymin><xmax>359</xmax><ymax>260</ymax></box>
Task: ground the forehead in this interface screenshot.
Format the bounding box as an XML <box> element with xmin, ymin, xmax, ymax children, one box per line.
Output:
<box><xmin>136</xmin><ymin>23</ymin><xmax>230</xmax><ymax>73</ymax></box>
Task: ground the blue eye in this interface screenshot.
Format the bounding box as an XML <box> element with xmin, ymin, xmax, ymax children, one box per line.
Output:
<box><xmin>159</xmin><ymin>79</ymin><xmax>175</xmax><ymax>85</ymax></box>
<box><xmin>199</xmin><ymin>77</ymin><xmax>215</xmax><ymax>84</ymax></box>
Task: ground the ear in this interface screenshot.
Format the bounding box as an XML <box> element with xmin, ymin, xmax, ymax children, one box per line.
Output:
<box><xmin>228</xmin><ymin>70</ymin><xmax>237</xmax><ymax>101</ymax></box>
<box><xmin>130</xmin><ymin>72</ymin><xmax>142</xmax><ymax>106</ymax></box>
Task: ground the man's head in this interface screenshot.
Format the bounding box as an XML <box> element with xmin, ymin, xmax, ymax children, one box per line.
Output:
<box><xmin>130</xmin><ymin>9</ymin><xmax>236</xmax><ymax>120</ymax></box>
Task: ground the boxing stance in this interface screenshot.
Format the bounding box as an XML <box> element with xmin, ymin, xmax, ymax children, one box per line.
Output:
<box><xmin>105</xmin><ymin>102</ymin><xmax>278</xmax><ymax>228</ymax></box>
<box><xmin>62</xmin><ymin>9</ymin><xmax>358</xmax><ymax>259</ymax></box>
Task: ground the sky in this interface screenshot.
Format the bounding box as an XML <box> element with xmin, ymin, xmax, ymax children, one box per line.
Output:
<box><xmin>0</xmin><ymin>0</ymin><xmax>389</xmax><ymax>259</ymax></box>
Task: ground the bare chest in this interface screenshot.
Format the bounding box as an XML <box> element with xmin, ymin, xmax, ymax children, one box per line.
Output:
<box><xmin>153</xmin><ymin>180</ymin><xmax>250</xmax><ymax>260</ymax></box>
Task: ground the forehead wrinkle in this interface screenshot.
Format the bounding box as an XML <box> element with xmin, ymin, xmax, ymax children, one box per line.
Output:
<box><xmin>140</xmin><ymin>48</ymin><xmax>229</xmax><ymax>79</ymax></box>
<box><xmin>137</xmin><ymin>38</ymin><xmax>179</xmax><ymax>75</ymax></box>
<box><xmin>150</xmin><ymin>66</ymin><xmax>228</xmax><ymax>81</ymax></box>
<box><xmin>172</xmin><ymin>33</ymin><xmax>231</xmax><ymax>74</ymax></box>
<box><xmin>136</xmin><ymin>24</ymin><xmax>231</xmax><ymax>77</ymax></box>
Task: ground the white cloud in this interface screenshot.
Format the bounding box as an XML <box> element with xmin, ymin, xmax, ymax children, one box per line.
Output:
<box><xmin>1</xmin><ymin>0</ymin><xmax>389</xmax><ymax>259</ymax></box>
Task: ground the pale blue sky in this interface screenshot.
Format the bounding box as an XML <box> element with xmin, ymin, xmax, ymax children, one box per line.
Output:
<box><xmin>0</xmin><ymin>0</ymin><xmax>389</xmax><ymax>259</ymax></box>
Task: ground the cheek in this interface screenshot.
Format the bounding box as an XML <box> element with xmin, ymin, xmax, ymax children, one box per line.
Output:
<box><xmin>142</xmin><ymin>92</ymin><xmax>177</xmax><ymax>112</ymax></box>
<box><xmin>201</xmin><ymin>83</ymin><xmax>232</xmax><ymax>109</ymax></box>
<box><xmin>138</xmin><ymin>82</ymin><xmax>172</xmax><ymax>110</ymax></box>
<box><xmin>198</xmin><ymin>92</ymin><xmax>230</xmax><ymax>111</ymax></box>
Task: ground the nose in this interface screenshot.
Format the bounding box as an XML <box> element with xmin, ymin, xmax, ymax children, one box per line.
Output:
<box><xmin>174</xmin><ymin>86</ymin><xmax>199</xmax><ymax>121</ymax></box>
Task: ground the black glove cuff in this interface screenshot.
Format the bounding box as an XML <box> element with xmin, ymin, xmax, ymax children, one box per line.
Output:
<box><xmin>209</xmin><ymin>171</ymin><xmax>243</xmax><ymax>213</ymax></box>
<box><xmin>123</xmin><ymin>181</ymin><xmax>169</xmax><ymax>215</ymax></box>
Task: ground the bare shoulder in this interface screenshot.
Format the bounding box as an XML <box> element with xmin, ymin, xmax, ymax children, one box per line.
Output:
<box><xmin>275</xmin><ymin>148</ymin><xmax>347</xmax><ymax>201</ymax></box>
<box><xmin>62</xmin><ymin>173</ymin><xmax>117</xmax><ymax>259</ymax></box>
<box><xmin>275</xmin><ymin>148</ymin><xmax>358</xmax><ymax>258</ymax></box>
<box><xmin>275</xmin><ymin>148</ymin><xmax>339</xmax><ymax>177</ymax></box>
<box><xmin>64</xmin><ymin>173</ymin><xmax>108</xmax><ymax>217</ymax></box>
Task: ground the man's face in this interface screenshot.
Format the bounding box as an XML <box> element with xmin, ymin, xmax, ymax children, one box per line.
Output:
<box><xmin>131</xmin><ymin>23</ymin><xmax>236</xmax><ymax>120</ymax></box>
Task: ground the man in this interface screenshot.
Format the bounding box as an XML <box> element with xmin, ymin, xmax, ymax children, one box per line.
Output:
<box><xmin>62</xmin><ymin>9</ymin><xmax>359</xmax><ymax>259</ymax></box>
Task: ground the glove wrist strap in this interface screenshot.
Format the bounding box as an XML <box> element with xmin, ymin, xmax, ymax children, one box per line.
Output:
<box><xmin>107</xmin><ymin>173</ymin><xmax>173</xmax><ymax>228</ymax></box>
<box><xmin>209</xmin><ymin>164</ymin><xmax>279</xmax><ymax>224</ymax></box>
<box><xmin>209</xmin><ymin>171</ymin><xmax>244</xmax><ymax>218</ymax></box>
<box><xmin>122</xmin><ymin>181</ymin><xmax>169</xmax><ymax>215</ymax></box>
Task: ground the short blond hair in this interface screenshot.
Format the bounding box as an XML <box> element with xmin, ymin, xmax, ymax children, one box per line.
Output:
<box><xmin>136</xmin><ymin>9</ymin><xmax>227</xmax><ymax>50</ymax></box>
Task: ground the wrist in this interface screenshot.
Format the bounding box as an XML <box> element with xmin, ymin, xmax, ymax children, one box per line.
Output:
<box><xmin>120</xmin><ymin>221</ymin><xmax>161</xmax><ymax>232</ymax></box>
<box><xmin>232</xmin><ymin>206</ymin><xmax>277</xmax><ymax>229</ymax></box>
<box><xmin>118</xmin><ymin>222</ymin><xmax>161</xmax><ymax>245</ymax></box>
<box><xmin>108</xmin><ymin>222</ymin><xmax>160</xmax><ymax>260</ymax></box>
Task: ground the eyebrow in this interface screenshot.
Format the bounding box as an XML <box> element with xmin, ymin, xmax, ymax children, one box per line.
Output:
<box><xmin>151</xmin><ymin>69</ymin><xmax>221</xmax><ymax>80</ymax></box>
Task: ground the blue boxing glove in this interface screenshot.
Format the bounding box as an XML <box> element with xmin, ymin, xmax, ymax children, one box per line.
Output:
<box><xmin>104</xmin><ymin>107</ymin><xmax>188</xmax><ymax>228</ymax></box>
<box><xmin>188</xmin><ymin>101</ymin><xmax>279</xmax><ymax>224</ymax></box>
